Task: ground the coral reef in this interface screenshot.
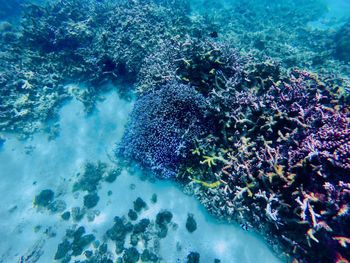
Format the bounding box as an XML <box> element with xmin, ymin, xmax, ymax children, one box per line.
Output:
<box><xmin>192</xmin><ymin>0</ymin><xmax>348</xmax><ymax>77</ymax></box>
<box><xmin>115</xmin><ymin>8</ymin><xmax>350</xmax><ymax>258</ymax></box>
<box><xmin>178</xmin><ymin>50</ymin><xmax>350</xmax><ymax>261</ymax></box>
<box><xmin>1</xmin><ymin>0</ymin><xmax>350</xmax><ymax>262</ymax></box>
<box><xmin>0</xmin><ymin>0</ymin><xmax>192</xmax><ymax>135</ymax></box>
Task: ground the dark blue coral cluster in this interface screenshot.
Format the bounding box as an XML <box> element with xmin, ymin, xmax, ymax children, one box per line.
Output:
<box><xmin>117</xmin><ymin>82</ymin><xmax>210</xmax><ymax>178</ymax></box>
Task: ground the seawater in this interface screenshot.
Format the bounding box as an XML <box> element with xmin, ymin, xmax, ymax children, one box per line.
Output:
<box><xmin>0</xmin><ymin>0</ymin><xmax>349</xmax><ymax>262</ymax></box>
<box><xmin>0</xmin><ymin>89</ymin><xmax>280</xmax><ymax>262</ymax></box>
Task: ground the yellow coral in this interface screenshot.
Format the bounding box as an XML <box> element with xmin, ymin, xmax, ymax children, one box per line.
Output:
<box><xmin>200</xmin><ymin>154</ymin><xmax>230</xmax><ymax>167</ymax></box>
<box><xmin>191</xmin><ymin>178</ymin><xmax>221</xmax><ymax>188</ymax></box>
<box><xmin>191</xmin><ymin>148</ymin><xmax>201</xmax><ymax>156</ymax></box>
<box><xmin>200</xmin><ymin>155</ymin><xmax>217</xmax><ymax>167</ymax></box>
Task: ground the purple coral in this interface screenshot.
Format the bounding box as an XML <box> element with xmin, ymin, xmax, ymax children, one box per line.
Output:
<box><xmin>117</xmin><ymin>82</ymin><xmax>210</xmax><ymax>178</ymax></box>
<box><xmin>188</xmin><ymin>61</ymin><xmax>350</xmax><ymax>261</ymax></box>
<box><xmin>294</xmin><ymin>114</ymin><xmax>350</xmax><ymax>170</ymax></box>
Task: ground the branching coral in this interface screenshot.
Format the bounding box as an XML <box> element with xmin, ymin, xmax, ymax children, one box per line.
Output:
<box><xmin>178</xmin><ymin>46</ymin><xmax>350</xmax><ymax>261</ymax></box>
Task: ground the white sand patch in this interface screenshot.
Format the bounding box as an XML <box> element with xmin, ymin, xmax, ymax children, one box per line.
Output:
<box><xmin>0</xmin><ymin>89</ymin><xmax>280</xmax><ymax>263</ymax></box>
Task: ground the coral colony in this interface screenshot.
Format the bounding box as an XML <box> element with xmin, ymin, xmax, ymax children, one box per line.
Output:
<box><xmin>119</xmin><ymin>40</ymin><xmax>350</xmax><ymax>262</ymax></box>
<box><xmin>1</xmin><ymin>0</ymin><xmax>349</xmax><ymax>262</ymax></box>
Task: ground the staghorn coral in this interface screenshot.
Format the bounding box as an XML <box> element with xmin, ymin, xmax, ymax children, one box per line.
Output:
<box><xmin>120</xmin><ymin>35</ymin><xmax>350</xmax><ymax>260</ymax></box>
<box><xmin>183</xmin><ymin>59</ymin><xmax>350</xmax><ymax>261</ymax></box>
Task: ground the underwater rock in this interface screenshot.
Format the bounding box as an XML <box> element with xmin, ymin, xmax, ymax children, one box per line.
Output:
<box><xmin>209</xmin><ymin>31</ymin><xmax>218</xmax><ymax>38</ymax></box>
<box><xmin>156</xmin><ymin>210</ymin><xmax>173</xmax><ymax>238</ymax></box>
<box><xmin>54</xmin><ymin>240</ymin><xmax>71</xmax><ymax>260</ymax></box>
<box><xmin>115</xmin><ymin>240</ymin><xmax>125</xmax><ymax>255</ymax></box>
<box><xmin>106</xmin><ymin>216</ymin><xmax>128</xmax><ymax>242</ymax></box>
<box><xmin>123</xmin><ymin>247</ymin><xmax>140</xmax><ymax>263</ymax></box>
<box><xmin>130</xmin><ymin>233</ymin><xmax>139</xmax><ymax>246</ymax></box>
<box><xmin>72</xmin><ymin>234</ymin><xmax>95</xmax><ymax>256</ymax></box>
<box><xmin>84</xmin><ymin>249</ymin><xmax>114</xmax><ymax>263</ymax></box>
<box><xmin>186</xmin><ymin>214</ymin><xmax>197</xmax><ymax>233</ymax></box>
<box><xmin>8</xmin><ymin>205</ymin><xmax>17</xmax><ymax>213</ymax></box>
<box><xmin>56</xmin><ymin>227</ymin><xmax>111</xmax><ymax>262</ymax></box>
<box><xmin>61</xmin><ymin>211</ymin><xmax>71</xmax><ymax>221</ymax></box>
<box><xmin>48</xmin><ymin>199</ymin><xmax>67</xmax><ymax>213</ymax></box>
<box><xmin>128</xmin><ymin>209</ymin><xmax>138</xmax><ymax>221</ymax></box>
<box><xmin>151</xmin><ymin>193</ymin><xmax>157</xmax><ymax>204</ymax></box>
<box><xmin>84</xmin><ymin>192</ymin><xmax>100</xmax><ymax>209</ymax></box>
<box><xmin>73</xmin><ymin>226</ymin><xmax>86</xmax><ymax>240</ymax></box>
<box><xmin>133</xmin><ymin>197</ymin><xmax>147</xmax><ymax>212</ymax></box>
<box><xmin>133</xmin><ymin>218</ymin><xmax>150</xmax><ymax>234</ymax></box>
<box><xmin>156</xmin><ymin>210</ymin><xmax>173</xmax><ymax>227</ymax></box>
<box><xmin>104</xmin><ymin>167</ymin><xmax>122</xmax><ymax>183</ymax></box>
<box><xmin>84</xmin><ymin>250</ymin><xmax>93</xmax><ymax>258</ymax></box>
<box><xmin>141</xmin><ymin>249</ymin><xmax>158</xmax><ymax>262</ymax></box>
<box><xmin>99</xmin><ymin>243</ymin><xmax>108</xmax><ymax>254</ymax></box>
<box><xmin>187</xmin><ymin>252</ymin><xmax>200</xmax><ymax>263</ymax></box>
<box><xmin>71</xmin><ymin>207</ymin><xmax>85</xmax><ymax>222</ymax></box>
<box><xmin>0</xmin><ymin>22</ymin><xmax>11</xmax><ymax>33</ymax></box>
<box><xmin>34</xmin><ymin>189</ymin><xmax>54</xmax><ymax>207</ymax></box>
<box><xmin>125</xmin><ymin>221</ymin><xmax>134</xmax><ymax>233</ymax></box>
<box><xmin>157</xmin><ymin>226</ymin><xmax>168</xmax><ymax>239</ymax></box>
<box><xmin>86</xmin><ymin>209</ymin><xmax>98</xmax><ymax>222</ymax></box>
<box><xmin>73</xmin><ymin>162</ymin><xmax>107</xmax><ymax>192</ymax></box>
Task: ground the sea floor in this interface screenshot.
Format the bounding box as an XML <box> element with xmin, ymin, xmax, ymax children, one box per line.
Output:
<box><xmin>0</xmin><ymin>89</ymin><xmax>280</xmax><ymax>263</ymax></box>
